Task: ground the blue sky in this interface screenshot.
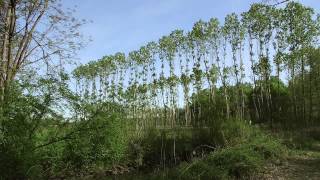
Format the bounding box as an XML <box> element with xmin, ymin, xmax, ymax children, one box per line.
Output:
<box><xmin>64</xmin><ymin>0</ymin><xmax>320</xmax><ymax>66</ymax></box>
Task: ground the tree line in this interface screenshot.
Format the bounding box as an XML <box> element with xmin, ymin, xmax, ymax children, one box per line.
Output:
<box><xmin>73</xmin><ymin>2</ymin><xmax>320</xmax><ymax>129</ymax></box>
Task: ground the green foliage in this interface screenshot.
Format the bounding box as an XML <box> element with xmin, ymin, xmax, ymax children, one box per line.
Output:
<box><xmin>217</xmin><ymin>119</ymin><xmax>252</xmax><ymax>146</ymax></box>
<box><xmin>0</xmin><ymin>75</ymin><xmax>72</xmax><ymax>179</ymax></box>
<box><xmin>2</xmin><ymin>1</ymin><xmax>320</xmax><ymax>179</ymax></box>
<box><xmin>179</xmin><ymin>147</ymin><xmax>262</xmax><ymax>179</ymax></box>
<box><xmin>126</xmin><ymin>128</ymin><xmax>287</xmax><ymax>180</ymax></box>
<box><xmin>248</xmin><ymin>76</ymin><xmax>291</xmax><ymax>125</ymax></box>
<box><xmin>128</xmin><ymin>128</ymin><xmax>212</xmax><ymax>168</ymax></box>
<box><xmin>126</xmin><ymin>118</ymin><xmax>253</xmax><ymax>172</ymax></box>
<box><xmin>174</xmin><ymin>130</ymin><xmax>286</xmax><ymax>180</ymax></box>
<box><xmin>0</xmin><ymin>74</ymin><xmax>130</xmax><ymax>179</ymax></box>
<box><xmin>58</xmin><ymin>112</ymin><xmax>128</xmax><ymax>172</ymax></box>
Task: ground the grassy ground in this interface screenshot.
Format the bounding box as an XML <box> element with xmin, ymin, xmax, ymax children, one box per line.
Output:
<box><xmin>264</xmin><ymin>151</ymin><xmax>320</xmax><ymax>180</ymax></box>
<box><xmin>258</xmin><ymin>131</ymin><xmax>320</xmax><ymax>180</ymax></box>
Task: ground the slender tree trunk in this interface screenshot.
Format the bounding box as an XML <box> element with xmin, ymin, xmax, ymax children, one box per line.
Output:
<box><xmin>239</xmin><ymin>42</ymin><xmax>245</xmax><ymax>120</ymax></box>
<box><xmin>249</xmin><ymin>33</ymin><xmax>259</xmax><ymax>121</ymax></box>
<box><xmin>222</xmin><ymin>38</ymin><xmax>230</xmax><ymax>119</ymax></box>
<box><xmin>309</xmin><ymin>65</ymin><xmax>312</xmax><ymax>126</ymax></box>
<box><xmin>301</xmin><ymin>56</ymin><xmax>306</xmax><ymax>126</ymax></box>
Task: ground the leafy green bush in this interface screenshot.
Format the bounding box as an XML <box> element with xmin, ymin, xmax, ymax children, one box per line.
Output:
<box><xmin>177</xmin><ymin>147</ymin><xmax>262</xmax><ymax>179</ymax></box>
<box><xmin>210</xmin><ymin>118</ymin><xmax>252</xmax><ymax>147</ymax></box>
<box><xmin>247</xmin><ymin>131</ymin><xmax>287</xmax><ymax>161</ymax></box>
<box><xmin>60</xmin><ymin>112</ymin><xmax>128</xmax><ymax>171</ymax></box>
<box><xmin>0</xmin><ymin>136</ymin><xmax>41</xmax><ymax>179</ymax></box>
<box><xmin>173</xmin><ymin>129</ymin><xmax>287</xmax><ymax>180</ymax></box>
<box><xmin>0</xmin><ymin>81</ymin><xmax>53</xmax><ymax>179</ymax></box>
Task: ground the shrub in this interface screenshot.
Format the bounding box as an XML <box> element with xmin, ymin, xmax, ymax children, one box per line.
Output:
<box><xmin>59</xmin><ymin>112</ymin><xmax>128</xmax><ymax>171</ymax></box>
<box><xmin>177</xmin><ymin>146</ymin><xmax>262</xmax><ymax>179</ymax></box>
<box><xmin>213</xmin><ymin>118</ymin><xmax>252</xmax><ymax>147</ymax></box>
<box><xmin>248</xmin><ymin>131</ymin><xmax>287</xmax><ymax>161</ymax></box>
<box><xmin>174</xmin><ymin>129</ymin><xmax>287</xmax><ymax>180</ymax></box>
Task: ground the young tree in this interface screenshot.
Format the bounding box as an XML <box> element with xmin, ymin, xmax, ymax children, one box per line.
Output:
<box><xmin>223</xmin><ymin>13</ymin><xmax>243</xmax><ymax>119</ymax></box>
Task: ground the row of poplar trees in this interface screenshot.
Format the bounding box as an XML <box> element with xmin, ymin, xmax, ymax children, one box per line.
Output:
<box><xmin>73</xmin><ymin>2</ymin><xmax>320</xmax><ymax>130</ymax></box>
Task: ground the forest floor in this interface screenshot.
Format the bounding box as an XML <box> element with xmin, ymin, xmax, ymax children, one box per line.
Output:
<box><xmin>260</xmin><ymin>140</ymin><xmax>320</xmax><ymax>180</ymax></box>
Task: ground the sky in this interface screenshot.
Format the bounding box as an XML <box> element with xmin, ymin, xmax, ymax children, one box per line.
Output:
<box><xmin>64</xmin><ymin>0</ymin><xmax>320</xmax><ymax>66</ymax></box>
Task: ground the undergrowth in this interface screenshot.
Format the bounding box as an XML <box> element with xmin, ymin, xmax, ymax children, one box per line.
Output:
<box><xmin>120</xmin><ymin>123</ymin><xmax>288</xmax><ymax>180</ymax></box>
